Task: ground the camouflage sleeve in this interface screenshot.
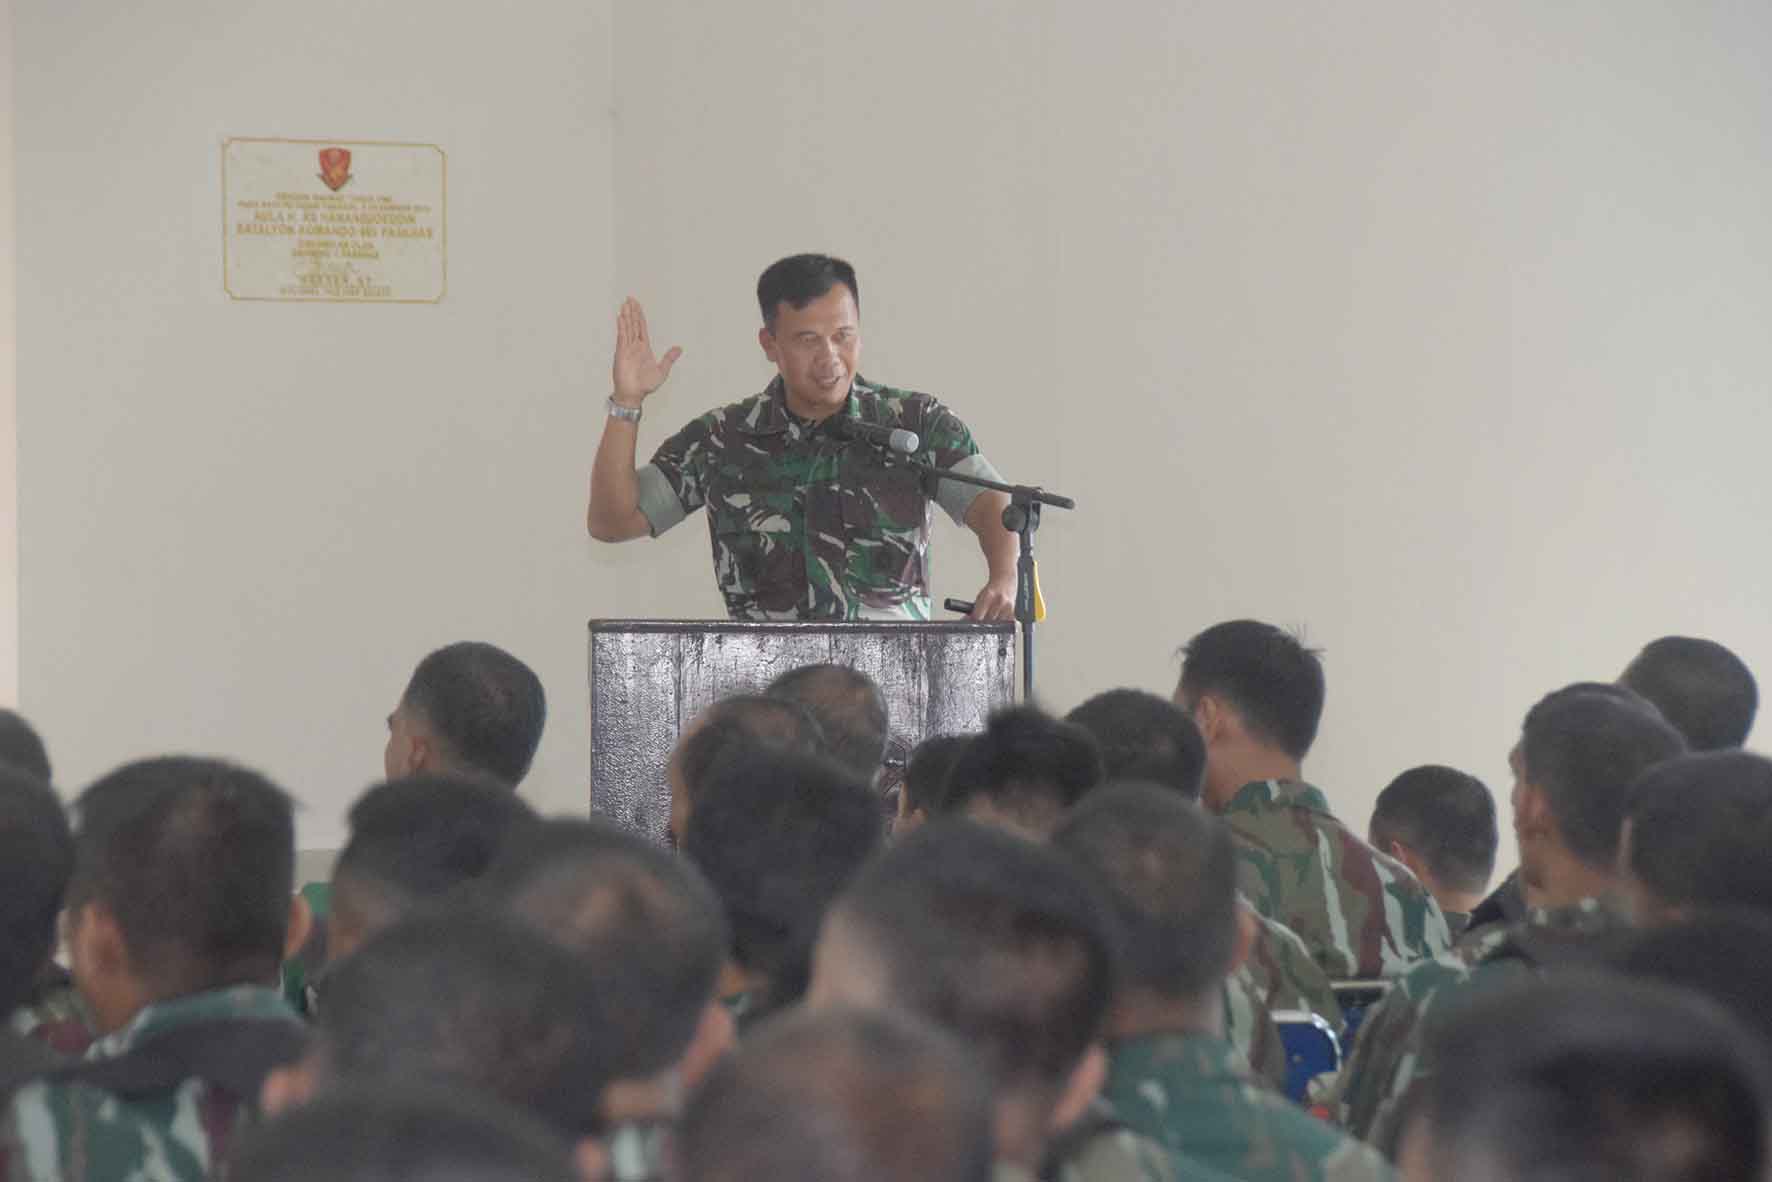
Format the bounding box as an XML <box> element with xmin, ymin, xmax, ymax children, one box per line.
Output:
<box><xmin>638</xmin><ymin>410</ymin><xmax>721</xmax><ymax>536</ymax></box>
<box><xmin>2</xmin><ymin>1083</ymin><xmax>203</xmax><ymax>1182</ymax></box>
<box><xmin>1222</xmin><ymin>975</ymin><xmax>1288</xmax><ymax>1090</ymax></box>
<box><xmin>1259</xmin><ymin>919</ymin><xmax>1345</xmax><ymax>1026</ymax></box>
<box><xmin>1332</xmin><ymin>964</ymin><xmax>1451</xmax><ymax>1149</ymax></box>
<box><xmin>915</xmin><ymin>398</ymin><xmax>1003</xmax><ymax>527</ymax></box>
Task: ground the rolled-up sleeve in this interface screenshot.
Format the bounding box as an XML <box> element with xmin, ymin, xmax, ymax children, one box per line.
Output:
<box><xmin>933</xmin><ymin>452</ymin><xmax>1006</xmax><ymax>527</ymax></box>
<box><xmin>918</xmin><ymin>397</ymin><xmax>1003</xmax><ymax>527</ymax></box>
<box><xmin>638</xmin><ymin>412</ymin><xmax>716</xmax><ymax>537</ymax></box>
<box><xmin>635</xmin><ymin>463</ymin><xmax>688</xmax><ymax>536</ymax></box>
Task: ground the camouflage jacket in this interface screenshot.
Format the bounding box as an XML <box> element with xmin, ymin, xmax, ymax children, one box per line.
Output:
<box><xmin>1221</xmin><ymin>972</ymin><xmax>1286</xmax><ymax>1091</ymax></box>
<box><xmin>1224</xmin><ymin>911</ymin><xmax>1343</xmax><ymax>1090</ymax></box>
<box><xmin>598</xmin><ymin>1120</ymin><xmax>670</xmax><ymax>1182</ymax></box>
<box><xmin>1</xmin><ymin>1065</ymin><xmax>194</xmax><ymax>1182</ymax></box>
<box><xmin>1221</xmin><ymin>781</ymin><xmax>1452</xmax><ymax>980</ymax></box>
<box><xmin>1332</xmin><ymin>897</ymin><xmax>1631</xmax><ymax>1153</ymax></box>
<box><xmin>1004</xmin><ymin>1098</ymin><xmax>1240</xmax><ymax>1182</ymax></box>
<box><xmin>635</xmin><ymin>376</ymin><xmax>1003</xmax><ymax>620</ymax></box>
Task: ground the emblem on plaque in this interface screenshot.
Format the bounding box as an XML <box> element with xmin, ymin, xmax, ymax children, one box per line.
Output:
<box><xmin>317</xmin><ymin>147</ymin><xmax>353</xmax><ymax>191</ymax></box>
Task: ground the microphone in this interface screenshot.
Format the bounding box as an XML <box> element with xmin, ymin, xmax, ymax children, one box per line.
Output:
<box><xmin>831</xmin><ymin>417</ymin><xmax>920</xmax><ymax>455</ymax></box>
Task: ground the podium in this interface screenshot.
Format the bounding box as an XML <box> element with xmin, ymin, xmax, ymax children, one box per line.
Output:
<box><xmin>588</xmin><ymin>619</ymin><xmax>1017</xmax><ymax>843</ymax></box>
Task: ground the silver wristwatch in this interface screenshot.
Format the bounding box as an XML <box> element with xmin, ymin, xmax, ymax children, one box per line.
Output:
<box><xmin>606</xmin><ymin>397</ymin><xmax>642</xmax><ymax>424</ymax></box>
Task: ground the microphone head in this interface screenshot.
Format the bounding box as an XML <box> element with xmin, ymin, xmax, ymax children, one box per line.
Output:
<box><xmin>887</xmin><ymin>428</ymin><xmax>921</xmax><ymax>455</ymax></box>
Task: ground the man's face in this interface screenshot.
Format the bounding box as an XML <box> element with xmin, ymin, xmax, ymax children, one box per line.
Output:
<box><xmin>759</xmin><ymin>284</ymin><xmax>861</xmax><ymax>417</ymax></box>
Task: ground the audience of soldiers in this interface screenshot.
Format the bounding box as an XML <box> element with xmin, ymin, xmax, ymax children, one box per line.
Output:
<box><xmin>0</xmin><ymin>626</ymin><xmax>1768</xmax><ymax>1182</ymax></box>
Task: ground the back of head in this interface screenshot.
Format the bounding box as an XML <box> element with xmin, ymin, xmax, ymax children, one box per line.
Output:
<box><xmin>683</xmin><ymin>747</ymin><xmax>882</xmax><ymax>1010</ymax></box>
<box><xmin>0</xmin><ymin>709</ymin><xmax>52</xmax><ymax>782</ymax></box>
<box><xmin>1051</xmin><ymin>782</ymin><xmax>1236</xmax><ymax>1001</ymax></box>
<box><xmin>674</xmin><ymin>693</ymin><xmax>826</xmax><ymax>812</ymax></box>
<box><xmin>1622</xmin><ymin>636</ymin><xmax>1758</xmax><ymax>751</ymax></box>
<box><xmin>1178</xmin><ymin>620</ymin><xmax>1325</xmax><ymax>760</ymax></box>
<box><xmin>401</xmin><ymin>642</ymin><xmax>547</xmax><ymax>785</ymax></box>
<box><xmin>487</xmin><ymin>818</ymin><xmax>729</xmax><ymax>1081</ymax></box>
<box><xmin>1404</xmin><ymin>974</ymin><xmax>1772</xmax><ymax>1182</ymax></box>
<box><xmin>1613</xmin><ymin>912</ymin><xmax>1772</xmax><ymax>1067</ymax></box>
<box><xmin>1624</xmin><ymin>751</ymin><xmax>1772</xmax><ymax>915</ymax></box>
<box><xmin>756</xmin><ymin>253</ymin><xmax>860</xmax><ymax>328</ymax></box>
<box><xmin>823</xmin><ymin>821</ymin><xmax>1119</xmax><ymax>1091</ymax></box>
<box><xmin>902</xmin><ymin>734</ymin><xmax>972</xmax><ymax>817</ymax></box>
<box><xmin>679</xmin><ymin>1006</ymin><xmax>993</xmax><ymax>1182</ymax></box>
<box><xmin>1065</xmin><ymin>689</ymin><xmax>1206</xmax><ymax>799</ymax></box>
<box><xmin>1369</xmin><ymin>765</ymin><xmax>1498</xmax><ymax>896</ymax></box>
<box><xmin>233</xmin><ymin>1085</ymin><xmax>578</xmax><ymax>1182</ymax></box>
<box><xmin>315</xmin><ymin>909</ymin><xmax>615</xmax><ymax>1139</ymax></box>
<box><xmin>941</xmin><ymin>707</ymin><xmax>1103</xmax><ymax>839</ymax></box>
<box><xmin>0</xmin><ymin>766</ymin><xmax>73</xmax><ymax>1013</ymax></box>
<box><xmin>1519</xmin><ymin>683</ymin><xmax>1687</xmax><ymax>869</ymax></box>
<box><xmin>766</xmin><ymin>663</ymin><xmax>890</xmax><ymax>783</ymax></box>
<box><xmin>69</xmin><ymin>756</ymin><xmax>294</xmax><ymax>995</ymax></box>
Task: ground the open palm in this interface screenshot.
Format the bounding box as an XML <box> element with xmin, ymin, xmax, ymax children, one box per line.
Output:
<box><xmin>611</xmin><ymin>297</ymin><xmax>683</xmax><ymax>405</ymax></box>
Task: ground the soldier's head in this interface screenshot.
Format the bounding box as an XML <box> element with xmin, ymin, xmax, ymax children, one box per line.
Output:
<box><xmin>1510</xmin><ymin>684</ymin><xmax>1685</xmax><ymax>904</ymax></box>
<box><xmin>1613</xmin><ymin>912</ymin><xmax>1772</xmax><ymax>1068</ymax></box>
<box><xmin>684</xmin><ymin>746</ymin><xmax>883</xmax><ymax>1019</ymax></box>
<box><xmin>0</xmin><ymin>708</ymin><xmax>52</xmax><ymax>782</ymax></box>
<box><xmin>678</xmin><ymin>1006</ymin><xmax>994</xmax><ymax>1182</ymax></box>
<box><xmin>385</xmin><ymin>642</ymin><xmax>547</xmax><ymax>787</ymax></box>
<box><xmin>939</xmin><ymin>706</ymin><xmax>1103</xmax><ymax>840</ymax></box>
<box><xmin>1620</xmin><ymin>751</ymin><xmax>1772</xmax><ymax>923</ymax></box>
<box><xmin>328</xmin><ymin>775</ymin><xmax>538</xmax><ymax>968</ymax></box>
<box><xmin>809</xmin><ymin>821</ymin><xmax>1121</xmax><ymax>1170</ymax></box>
<box><xmin>1175</xmin><ymin>620</ymin><xmax>1325</xmax><ymax>808</ymax></box>
<box><xmin>755</xmin><ymin>254</ymin><xmax>862</xmax><ymax>417</ymax></box>
<box><xmin>65</xmin><ymin>757</ymin><xmax>300</xmax><ymax>1032</ymax></box>
<box><xmin>895</xmin><ymin>734</ymin><xmax>972</xmax><ymax>837</ymax></box>
<box><xmin>1369</xmin><ymin>765</ymin><xmax>1499</xmax><ymax>917</ymax></box>
<box><xmin>1621</xmin><ymin>636</ymin><xmax>1758</xmax><ymax>752</ymax></box>
<box><xmin>766</xmin><ymin>662</ymin><xmax>891</xmax><ymax>785</ymax></box>
<box><xmin>0</xmin><ymin>765</ymin><xmax>73</xmax><ymax>1015</ymax></box>
<box><xmin>667</xmin><ymin>693</ymin><xmax>825</xmax><ymax>847</ymax></box>
<box><xmin>1066</xmin><ymin>689</ymin><xmax>1207</xmax><ymax>800</ymax></box>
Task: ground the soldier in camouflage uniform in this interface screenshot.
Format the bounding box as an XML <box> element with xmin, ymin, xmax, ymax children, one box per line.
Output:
<box><xmin>587</xmin><ymin>254</ymin><xmax>1019</xmax><ymax>621</ymax></box>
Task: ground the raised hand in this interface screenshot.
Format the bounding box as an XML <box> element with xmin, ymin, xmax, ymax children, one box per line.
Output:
<box><xmin>611</xmin><ymin>297</ymin><xmax>684</xmax><ymax>407</ymax></box>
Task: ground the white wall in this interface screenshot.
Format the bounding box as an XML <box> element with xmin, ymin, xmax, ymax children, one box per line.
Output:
<box><xmin>1</xmin><ymin>0</ymin><xmax>18</xmax><ymax>701</ymax></box>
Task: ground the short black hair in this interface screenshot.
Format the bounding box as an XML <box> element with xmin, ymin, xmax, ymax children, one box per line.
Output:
<box><xmin>1622</xmin><ymin>636</ymin><xmax>1758</xmax><ymax>751</ymax></box>
<box><xmin>1369</xmin><ymin>765</ymin><xmax>1499</xmax><ymax>894</ymax></box>
<box><xmin>1614</xmin><ymin>912</ymin><xmax>1772</xmax><ymax>1066</ymax></box>
<box><xmin>401</xmin><ymin>642</ymin><xmax>547</xmax><ymax>785</ymax></box>
<box><xmin>485</xmin><ymin>818</ymin><xmax>729</xmax><ymax>1080</ymax></box>
<box><xmin>68</xmin><ymin>757</ymin><xmax>294</xmax><ymax>995</ymax></box>
<box><xmin>684</xmin><ymin>747</ymin><xmax>883</xmax><ymax>1013</ymax></box>
<box><xmin>332</xmin><ymin>776</ymin><xmax>538</xmax><ymax>949</ymax></box>
<box><xmin>941</xmin><ymin>707</ymin><xmax>1103</xmax><ymax>838</ymax></box>
<box><xmin>233</xmin><ymin>1085</ymin><xmax>579</xmax><ymax>1182</ymax></box>
<box><xmin>0</xmin><ymin>767</ymin><xmax>73</xmax><ymax>1014</ymax></box>
<box><xmin>1065</xmin><ymin>689</ymin><xmax>1206</xmax><ymax>800</ymax></box>
<box><xmin>1407</xmin><ymin>974</ymin><xmax>1772</xmax><ymax>1181</ymax></box>
<box><xmin>1051</xmin><ymin>783</ymin><xmax>1236</xmax><ymax>1000</ymax></box>
<box><xmin>315</xmin><ymin>909</ymin><xmax>618</xmax><ymax>1139</ymax></box>
<box><xmin>902</xmin><ymin>735</ymin><xmax>972</xmax><ymax>816</ymax></box>
<box><xmin>1625</xmin><ymin>751</ymin><xmax>1772</xmax><ymax>914</ymax></box>
<box><xmin>1519</xmin><ymin>683</ymin><xmax>1687</xmax><ymax>868</ymax></box>
<box><xmin>766</xmin><ymin>664</ymin><xmax>890</xmax><ymax>783</ymax></box>
<box><xmin>676</xmin><ymin>694</ymin><xmax>826</xmax><ymax>809</ymax></box>
<box><xmin>679</xmin><ymin>1007</ymin><xmax>993</xmax><ymax>1182</ymax></box>
<box><xmin>756</xmin><ymin>254</ymin><xmax>859</xmax><ymax>330</ymax></box>
<box><xmin>1178</xmin><ymin>620</ymin><xmax>1325</xmax><ymax>760</ymax></box>
<box><xmin>830</xmin><ymin>821</ymin><xmax>1120</xmax><ymax>1090</ymax></box>
<box><xmin>0</xmin><ymin>710</ymin><xmax>52</xmax><ymax>782</ymax></box>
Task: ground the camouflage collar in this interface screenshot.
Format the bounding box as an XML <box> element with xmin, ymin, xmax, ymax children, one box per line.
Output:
<box><xmin>1518</xmin><ymin>895</ymin><xmax>1627</xmax><ymax>933</ymax></box>
<box><xmin>89</xmin><ymin>984</ymin><xmax>298</xmax><ymax>1059</ymax></box>
<box><xmin>735</xmin><ymin>375</ymin><xmax>877</xmax><ymax>436</ymax></box>
<box><xmin>1106</xmin><ymin>1029</ymin><xmax>1247</xmax><ymax>1086</ymax></box>
<box><xmin>1224</xmin><ymin>779</ymin><xmax>1333</xmax><ymax>817</ymax></box>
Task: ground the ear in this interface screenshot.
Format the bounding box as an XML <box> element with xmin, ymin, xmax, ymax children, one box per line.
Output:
<box><xmin>1048</xmin><ymin>1043</ymin><xmax>1107</xmax><ymax>1135</ymax></box>
<box><xmin>72</xmin><ymin>901</ymin><xmax>130</xmax><ymax>980</ymax></box>
<box><xmin>574</xmin><ymin>1138</ymin><xmax>611</xmax><ymax>1182</ymax></box>
<box><xmin>260</xmin><ymin>1056</ymin><xmax>319</xmax><ymax>1117</ymax></box>
<box><xmin>757</xmin><ymin>325</ymin><xmax>779</xmax><ymax>365</ymax></box>
<box><xmin>283</xmin><ymin>893</ymin><xmax>314</xmax><ymax>961</ymax></box>
<box><xmin>677</xmin><ymin>999</ymin><xmax>737</xmax><ymax>1090</ymax></box>
<box><xmin>1191</xmin><ymin>695</ymin><xmax>1230</xmax><ymax>744</ymax></box>
<box><xmin>1227</xmin><ymin>903</ymin><xmax>1259</xmax><ymax>975</ymax></box>
<box><xmin>1514</xmin><ymin>781</ymin><xmax>1552</xmax><ymax>842</ymax></box>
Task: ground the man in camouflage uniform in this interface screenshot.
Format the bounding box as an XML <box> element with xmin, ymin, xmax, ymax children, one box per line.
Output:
<box><xmin>587</xmin><ymin>253</ymin><xmax>1018</xmax><ymax>622</ymax></box>
<box><xmin>1174</xmin><ymin>621</ymin><xmax>1451</xmax><ymax>979</ymax></box>
<box><xmin>1334</xmin><ymin>685</ymin><xmax>1685</xmax><ymax>1153</ymax></box>
<box><xmin>1053</xmin><ymin>784</ymin><xmax>1395</xmax><ymax>1182</ymax></box>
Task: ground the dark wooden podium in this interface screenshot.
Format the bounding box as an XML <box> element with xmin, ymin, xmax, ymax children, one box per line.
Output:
<box><xmin>588</xmin><ymin>620</ymin><xmax>1017</xmax><ymax>842</ymax></box>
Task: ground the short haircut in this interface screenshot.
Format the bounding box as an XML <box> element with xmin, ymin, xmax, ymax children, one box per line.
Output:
<box><xmin>1625</xmin><ymin>751</ymin><xmax>1772</xmax><ymax>914</ymax></box>
<box><xmin>233</xmin><ymin>1085</ymin><xmax>579</xmax><ymax>1182</ymax></box>
<box><xmin>766</xmin><ymin>663</ymin><xmax>890</xmax><ymax>782</ymax></box>
<box><xmin>401</xmin><ymin>642</ymin><xmax>547</xmax><ymax>785</ymax></box>
<box><xmin>0</xmin><ymin>710</ymin><xmax>52</xmax><ymax>782</ymax></box>
<box><xmin>679</xmin><ymin>1007</ymin><xmax>993</xmax><ymax>1182</ymax></box>
<box><xmin>67</xmin><ymin>757</ymin><xmax>294</xmax><ymax>995</ymax></box>
<box><xmin>1614</xmin><ymin>912</ymin><xmax>1772</xmax><ymax>1066</ymax></box>
<box><xmin>684</xmin><ymin>747</ymin><xmax>882</xmax><ymax>1012</ymax></box>
<box><xmin>1407</xmin><ymin>974</ymin><xmax>1772</xmax><ymax>1182</ymax></box>
<box><xmin>485</xmin><ymin>818</ymin><xmax>729</xmax><ymax>1081</ymax></box>
<box><xmin>1519</xmin><ymin>683</ymin><xmax>1687</xmax><ymax>868</ymax></box>
<box><xmin>902</xmin><ymin>735</ymin><xmax>972</xmax><ymax>816</ymax></box>
<box><xmin>1369</xmin><ymin>765</ymin><xmax>1499</xmax><ymax>894</ymax></box>
<box><xmin>830</xmin><ymin>821</ymin><xmax>1120</xmax><ymax>1090</ymax></box>
<box><xmin>315</xmin><ymin>909</ymin><xmax>618</xmax><ymax>1139</ymax></box>
<box><xmin>676</xmin><ymin>694</ymin><xmax>826</xmax><ymax>809</ymax></box>
<box><xmin>1622</xmin><ymin>636</ymin><xmax>1758</xmax><ymax>752</ymax></box>
<box><xmin>1178</xmin><ymin>620</ymin><xmax>1325</xmax><ymax>760</ymax></box>
<box><xmin>941</xmin><ymin>707</ymin><xmax>1103</xmax><ymax>837</ymax></box>
<box><xmin>1051</xmin><ymin>782</ymin><xmax>1236</xmax><ymax>1000</ymax></box>
<box><xmin>1065</xmin><ymin>689</ymin><xmax>1206</xmax><ymax>799</ymax></box>
<box><xmin>756</xmin><ymin>254</ymin><xmax>859</xmax><ymax>330</ymax></box>
<box><xmin>0</xmin><ymin>767</ymin><xmax>73</xmax><ymax>1014</ymax></box>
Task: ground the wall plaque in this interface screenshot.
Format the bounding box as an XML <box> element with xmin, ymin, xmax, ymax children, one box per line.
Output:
<box><xmin>223</xmin><ymin>138</ymin><xmax>446</xmax><ymax>303</ymax></box>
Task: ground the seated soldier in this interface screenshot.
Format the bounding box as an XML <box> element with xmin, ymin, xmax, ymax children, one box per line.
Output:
<box><xmin>808</xmin><ymin>820</ymin><xmax>1230</xmax><ymax>1182</ymax></box>
<box><xmin>1396</xmin><ymin>976</ymin><xmax>1771</xmax><ymax>1182</ymax></box>
<box><xmin>1052</xmin><ymin>784</ymin><xmax>1394</xmax><ymax>1182</ymax></box>
<box><xmin>1612</xmin><ymin>911</ymin><xmax>1772</xmax><ymax>1063</ymax></box>
<box><xmin>893</xmin><ymin>733</ymin><xmax>970</xmax><ymax>837</ymax></box>
<box><xmin>382</xmin><ymin>641</ymin><xmax>548</xmax><ymax>787</ymax></box>
<box><xmin>939</xmin><ymin>706</ymin><xmax>1103</xmax><ymax>840</ymax></box>
<box><xmin>1620</xmin><ymin>635</ymin><xmax>1758</xmax><ymax>752</ymax></box>
<box><xmin>1367</xmin><ymin>766</ymin><xmax>1498</xmax><ymax>934</ymax></box>
<box><xmin>1335</xmin><ymin>684</ymin><xmax>1685</xmax><ymax>1151</ymax></box>
<box><xmin>1174</xmin><ymin>621</ymin><xmax>1450</xmax><ymax>979</ymax></box>
<box><xmin>666</xmin><ymin>693</ymin><xmax>825</xmax><ymax>847</ymax></box>
<box><xmin>677</xmin><ymin>1006</ymin><xmax>994</xmax><ymax>1182</ymax></box>
<box><xmin>766</xmin><ymin>663</ymin><xmax>891</xmax><ymax>785</ymax></box>
<box><xmin>1620</xmin><ymin>749</ymin><xmax>1772</xmax><ymax>920</ymax></box>
<box><xmin>683</xmin><ymin>747</ymin><xmax>882</xmax><ymax>1024</ymax></box>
